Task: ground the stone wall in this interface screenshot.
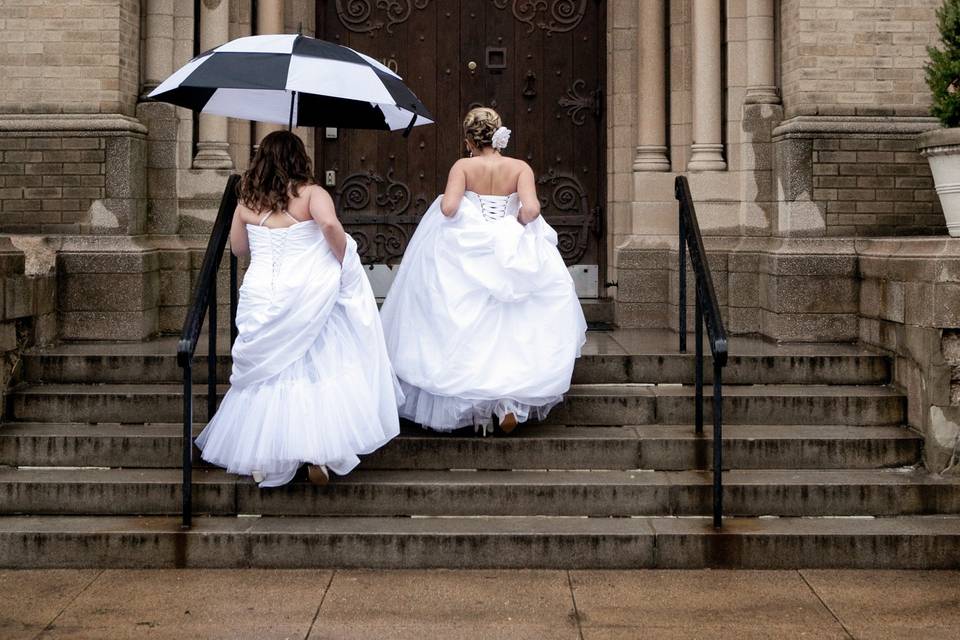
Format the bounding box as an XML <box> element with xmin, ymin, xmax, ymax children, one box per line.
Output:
<box><xmin>772</xmin><ymin>116</ymin><xmax>941</xmax><ymax>237</ymax></box>
<box><xmin>615</xmin><ymin>236</ymin><xmax>860</xmax><ymax>342</ymax></box>
<box><xmin>0</xmin><ymin>0</ymin><xmax>141</xmax><ymax>117</ymax></box>
<box><xmin>0</xmin><ymin>115</ymin><xmax>148</xmax><ymax>235</ymax></box>
<box><xmin>779</xmin><ymin>0</ymin><xmax>939</xmax><ymax>118</ymax></box>
<box><xmin>0</xmin><ymin>237</ymin><xmax>57</xmax><ymax>420</ymax></box>
<box><xmin>858</xmin><ymin>238</ymin><xmax>960</xmax><ymax>473</ymax></box>
<box><xmin>616</xmin><ymin>235</ymin><xmax>960</xmax><ymax>472</ymax></box>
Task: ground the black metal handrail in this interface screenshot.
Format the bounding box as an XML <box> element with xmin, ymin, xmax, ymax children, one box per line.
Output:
<box><xmin>176</xmin><ymin>174</ymin><xmax>241</xmax><ymax>528</ymax></box>
<box><xmin>675</xmin><ymin>175</ymin><xmax>729</xmax><ymax>528</ymax></box>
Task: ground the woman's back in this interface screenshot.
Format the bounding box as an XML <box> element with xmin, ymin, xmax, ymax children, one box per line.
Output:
<box><xmin>461</xmin><ymin>155</ymin><xmax>527</xmax><ymax>196</ymax></box>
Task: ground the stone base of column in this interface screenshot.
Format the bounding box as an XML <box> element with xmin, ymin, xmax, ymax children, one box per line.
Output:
<box><xmin>633</xmin><ymin>146</ymin><xmax>671</xmax><ymax>172</ymax></box>
<box><xmin>687</xmin><ymin>144</ymin><xmax>727</xmax><ymax>171</ymax></box>
<box><xmin>193</xmin><ymin>142</ymin><xmax>234</xmax><ymax>169</ymax></box>
<box><xmin>745</xmin><ymin>86</ymin><xmax>781</xmax><ymax>105</ymax></box>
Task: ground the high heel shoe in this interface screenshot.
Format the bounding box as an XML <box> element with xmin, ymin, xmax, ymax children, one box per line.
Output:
<box><xmin>252</xmin><ymin>471</ymin><xmax>265</xmax><ymax>484</ymax></box>
<box><xmin>307</xmin><ymin>464</ymin><xmax>329</xmax><ymax>485</ymax></box>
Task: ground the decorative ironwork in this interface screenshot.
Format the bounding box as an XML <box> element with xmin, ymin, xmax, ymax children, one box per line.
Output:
<box><xmin>335</xmin><ymin>169</ymin><xmax>429</xmax><ymax>264</ymax></box>
<box><xmin>522</xmin><ymin>70</ymin><xmax>537</xmax><ymax>98</ymax></box>
<box><xmin>336</xmin><ymin>0</ymin><xmax>431</xmax><ymax>34</ymax></box>
<box><xmin>558</xmin><ymin>78</ymin><xmax>599</xmax><ymax>125</ymax></box>
<box><xmin>491</xmin><ymin>0</ymin><xmax>588</xmax><ymax>35</ymax></box>
<box><xmin>537</xmin><ymin>169</ymin><xmax>595</xmax><ymax>264</ymax></box>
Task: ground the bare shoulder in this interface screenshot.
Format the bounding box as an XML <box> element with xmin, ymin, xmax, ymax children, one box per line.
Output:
<box><xmin>450</xmin><ymin>157</ymin><xmax>471</xmax><ymax>172</ymax></box>
<box><xmin>305</xmin><ymin>183</ymin><xmax>333</xmax><ymax>205</ymax></box>
<box><xmin>510</xmin><ymin>158</ymin><xmax>534</xmax><ymax>174</ymax></box>
<box><xmin>235</xmin><ymin>200</ymin><xmax>259</xmax><ymax>225</ymax></box>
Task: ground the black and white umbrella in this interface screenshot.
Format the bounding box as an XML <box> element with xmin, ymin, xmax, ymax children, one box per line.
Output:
<box><xmin>148</xmin><ymin>34</ymin><xmax>433</xmax><ymax>134</ymax></box>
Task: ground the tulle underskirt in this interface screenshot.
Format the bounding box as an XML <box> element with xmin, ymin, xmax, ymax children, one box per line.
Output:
<box><xmin>397</xmin><ymin>379</ymin><xmax>564</xmax><ymax>433</ymax></box>
<box><xmin>196</xmin><ymin>309</ymin><xmax>400</xmax><ymax>487</ymax></box>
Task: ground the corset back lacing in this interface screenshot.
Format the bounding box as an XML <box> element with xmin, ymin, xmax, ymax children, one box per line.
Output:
<box><xmin>258</xmin><ymin>210</ymin><xmax>301</xmax><ymax>292</ymax></box>
<box><xmin>478</xmin><ymin>195</ymin><xmax>509</xmax><ymax>221</ymax></box>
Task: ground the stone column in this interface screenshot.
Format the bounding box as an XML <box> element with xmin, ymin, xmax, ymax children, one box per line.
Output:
<box><xmin>633</xmin><ymin>0</ymin><xmax>670</xmax><ymax>172</ymax></box>
<box><xmin>256</xmin><ymin>0</ymin><xmax>285</xmax><ymax>143</ymax></box>
<box><xmin>688</xmin><ymin>0</ymin><xmax>726</xmax><ymax>171</ymax></box>
<box><xmin>193</xmin><ymin>0</ymin><xmax>233</xmax><ymax>169</ymax></box>
<box><xmin>142</xmin><ymin>0</ymin><xmax>175</xmax><ymax>95</ymax></box>
<box><xmin>745</xmin><ymin>0</ymin><xmax>780</xmax><ymax>104</ymax></box>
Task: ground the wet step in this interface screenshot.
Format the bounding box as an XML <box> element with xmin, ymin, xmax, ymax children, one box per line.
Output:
<box><xmin>2</xmin><ymin>467</ymin><xmax>956</xmax><ymax>518</ymax></box>
<box><xmin>8</xmin><ymin>384</ymin><xmax>906</xmax><ymax>426</ymax></box>
<box><xmin>0</xmin><ymin>423</ymin><xmax>921</xmax><ymax>470</ymax></box>
<box><xmin>22</xmin><ymin>334</ymin><xmax>890</xmax><ymax>386</ymax></box>
<box><xmin>1</xmin><ymin>514</ymin><xmax>958</xmax><ymax>569</ymax></box>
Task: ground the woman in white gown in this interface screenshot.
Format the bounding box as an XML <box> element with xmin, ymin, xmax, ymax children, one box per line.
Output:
<box><xmin>195</xmin><ymin>131</ymin><xmax>402</xmax><ymax>487</ymax></box>
<box><xmin>380</xmin><ymin>107</ymin><xmax>587</xmax><ymax>434</ymax></box>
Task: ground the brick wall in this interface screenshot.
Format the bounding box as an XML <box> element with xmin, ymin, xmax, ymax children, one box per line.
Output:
<box><xmin>0</xmin><ymin>0</ymin><xmax>141</xmax><ymax>117</ymax></box>
<box><xmin>780</xmin><ymin>0</ymin><xmax>940</xmax><ymax>117</ymax></box>
<box><xmin>0</xmin><ymin>115</ymin><xmax>148</xmax><ymax>235</ymax></box>
<box><xmin>813</xmin><ymin>137</ymin><xmax>943</xmax><ymax>236</ymax></box>
<box><xmin>0</xmin><ymin>135</ymin><xmax>106</xmax><ymax>233</ymax></box>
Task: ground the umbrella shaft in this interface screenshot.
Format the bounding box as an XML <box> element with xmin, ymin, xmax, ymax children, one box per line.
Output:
<box><xmin>288</xmin><ymin>91</ymin><xmax>297</xmax><ymax>130</ymax></box>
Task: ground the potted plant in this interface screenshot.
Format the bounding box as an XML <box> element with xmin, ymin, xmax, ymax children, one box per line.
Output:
<box><xmin>920</xmin><ymin>0</ymin><xmax>960</xmax><ymax>235</ymax></box>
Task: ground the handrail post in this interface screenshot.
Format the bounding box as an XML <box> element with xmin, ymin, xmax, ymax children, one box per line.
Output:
<box><xmin>181</xmin><ymin>363</ymin><xmax>193</xmax><ymax>529</ymax></box>
<box><xmin>207</xmin><ymin>276</ymin><xmax>217</xmax><ymax>421</ymax></box>
<box><xmin>694</xmin><ymin>284</ymin><xmax>704</xmax><ymax>435</ymax></box>
<box><xmin>679</xmin><ymin>216</ymin><xmax>687</xmax><ymax>353</ymax></box>
<box><xmin>713</xmin><ymin>359</ymin><xmax>723</xmax><ymax>528</ymax></box>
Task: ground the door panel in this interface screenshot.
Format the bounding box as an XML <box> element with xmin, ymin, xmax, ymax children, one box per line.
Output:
<box><xmin>315</xmin><ymin>0</ymin><xmax>605</xmax><ymax>289</ymax></box>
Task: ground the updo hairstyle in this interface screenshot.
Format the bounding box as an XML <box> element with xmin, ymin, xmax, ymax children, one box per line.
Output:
<box><xmin>463</xmin><ymin>107</ymin><xmax>502</xmax><ymax>150</ymax></box>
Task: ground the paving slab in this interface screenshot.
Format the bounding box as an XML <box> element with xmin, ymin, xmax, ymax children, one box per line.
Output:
<box><xmin>570</xmin><ymin>570</ymin><xmax>847</xmax><ymax>639</ymax></box>
<box><xmin>311</xmin><ymin>569</ymin><xmax>579</xmax><ymax>640</ymax></box>
<box><xmin>801</xmin><ymin>569</ymin><xmax>960</xmax><ymax>640</ymax></box>
<box><xmin>0</xmin><ymin>569</ymin><xmax>100</xmax><ymax>640</ymax></box>
<box><xmin>38</xmin><ymin>569</ymin><xmax>331</xmax><ymax>640</ymax></box>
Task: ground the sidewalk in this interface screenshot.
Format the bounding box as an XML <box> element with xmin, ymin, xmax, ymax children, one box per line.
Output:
<box><xmin>5</xmin><ymin>569</ymin><xmax>958</xmax><ymax>639</ymax></box>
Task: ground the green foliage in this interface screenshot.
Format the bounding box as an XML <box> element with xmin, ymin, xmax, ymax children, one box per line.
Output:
<box><xmin>926</xmin><ymin>0</ymin><xmax>960</xmax><ymax>127</ymax></box>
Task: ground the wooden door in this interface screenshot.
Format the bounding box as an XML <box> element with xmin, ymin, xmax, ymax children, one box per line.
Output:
<box><xmin>315</xmin><ymin>0</ymin><xmax>605</xmax><ymax>290</ymax></box>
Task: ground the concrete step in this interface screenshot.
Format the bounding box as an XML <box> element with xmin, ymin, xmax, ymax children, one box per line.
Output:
<box><xmin>1</xmin><ymin>514</ymin><xmax>958</xmax><ymax>569</ymax></box>
<box><xmin>23</xmin><ymin>340</ymin><xmax>890</xmax><ymax>386</ymax></box>
<box><xmin>2</xmin><ymin>467</ymin><xmax>956</xmax><ymax>518</ymax></box>
<box><xmin>8</xmin><ymin>383</ymin><xmax>906</xmax><ymax>426</ymax></box>
<box><xmin>0</xmin><ymin>423</ymin><xmax>921</xmax><ymax>470</ymax></box>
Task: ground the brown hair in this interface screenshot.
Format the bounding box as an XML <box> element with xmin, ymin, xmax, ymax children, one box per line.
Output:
<box><xmin>463</xmin><ymin>107</ymin><xmax>502</xmax><ymax>150</ymax></box>
<box><xmin>238</xmin><ymin>130</ymin><xmax>313</xmax><ymax>213</ymax></box>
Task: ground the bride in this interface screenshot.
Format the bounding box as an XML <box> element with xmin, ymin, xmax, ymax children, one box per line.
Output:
<box><xmin>380</xmin><ymin>107</ymin><xmax>587</xmax><ymax>434</ymax></box>
<box><xmin>195</xmin><ymin>131</ymin><xmax>401</xmax><ymax>487</ymax></box>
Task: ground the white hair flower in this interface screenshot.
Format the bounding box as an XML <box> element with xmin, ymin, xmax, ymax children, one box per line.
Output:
<box><xmin>491</xmin><ymin>126</ymin><xmax>511</xmax><ymax>150</ymax></box>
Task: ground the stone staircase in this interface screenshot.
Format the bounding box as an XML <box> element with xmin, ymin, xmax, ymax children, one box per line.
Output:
<box><xmin>2</xmin><ymin>330</ymin><xmax>959</xmax><ymax>569</ymax></box>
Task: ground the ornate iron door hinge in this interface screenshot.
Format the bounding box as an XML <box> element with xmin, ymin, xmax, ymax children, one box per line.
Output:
<box><xmin>592</xmin><ymin>204</ymin><xmax>604</xmax><ymax>237</ymax></box>
<box><xmin>593</xmin><ymin>85</ymin><xmax>603</xmax><ymax>119</ymax></box>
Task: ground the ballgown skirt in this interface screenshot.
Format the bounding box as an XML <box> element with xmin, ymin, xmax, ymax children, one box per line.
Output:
<box><xmin>380</xmin><ymin>191</ymin><xmax>587</xmax><ymax>432</ymax></box>
<box><xmin>196</xmin><ymin>221</ymin><xmax>402</xmax><ymax>487</ymax></box>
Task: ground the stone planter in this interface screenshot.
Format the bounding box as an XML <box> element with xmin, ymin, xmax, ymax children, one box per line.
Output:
<box><xmin>918</xmin><ymin>127</ymin><xmax>960</xmax><ymax>236</ymax></box>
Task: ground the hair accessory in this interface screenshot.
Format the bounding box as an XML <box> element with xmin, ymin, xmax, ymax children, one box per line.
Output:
<box><xmin>491</xmin><ymin>126</ymin><xmax>511</xmax><ymax>150</ymax></box>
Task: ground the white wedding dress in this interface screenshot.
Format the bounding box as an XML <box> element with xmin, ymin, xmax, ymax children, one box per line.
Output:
<box><xmin>380</xmin><ymin>191</ymin><xmax>587</xmax><ymax>432</ymax></box>
<box><xmin>195</xmin><ymin>215</ymin><xmax>402</xmax><ymax>487</ymax></box>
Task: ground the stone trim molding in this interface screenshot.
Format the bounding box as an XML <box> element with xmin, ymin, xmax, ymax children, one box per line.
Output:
<box><xmin>773</xmin><ymin>115</ymin><xmax>940</xmax><ymax>141</ymax></box>
<box><xmin>0</xmin><ymin>114</ymin><xmax>148</xmax><ymax>138</ymax></box>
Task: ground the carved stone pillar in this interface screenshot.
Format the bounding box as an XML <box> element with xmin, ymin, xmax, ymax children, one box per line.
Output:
<box><xmin>142</xmin><ymin>0</ymin><xmax>175</xmax><ymax>96</ymax></box>
<box><xmin>688</xmin><ymin>0</ymin><xmax>726</xmax><ymax>171</ymax></box>
<box><xmin>256</xmin><ymin>0</ymin><xmax>285</xmax><ymax>144</ymax></box>
<box><xmin>193</xmin><ymin>0</ymin><xmax>233</xmax><ymax>169</ymax></box>
<box><xmin>633</xmin><ymin>0</ymin><xmax>670</xmax><ymax>172</ymax></box>
<box><xmin>745</xmin><ymin>0</ymin><xmax>780</xmax><ymax>104</ymax></box>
